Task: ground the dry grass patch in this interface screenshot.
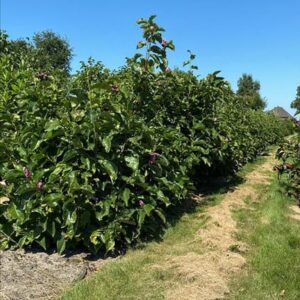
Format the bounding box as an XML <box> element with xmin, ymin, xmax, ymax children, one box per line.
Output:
<box><xmin>289</xmin><ymin>205</ymin><xmax>300</xmax><ymax>221</ymax></box>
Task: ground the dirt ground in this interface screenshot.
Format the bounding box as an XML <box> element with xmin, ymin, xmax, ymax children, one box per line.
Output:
<box><xmin>0</xmin><ymin>249</ymin><xmax>112</xmax><ymax>300</ymax></box>
<box><xmin>0</xmin><ymin>156</ymin><xmax>275</xmax><ymax>300</ymax></box>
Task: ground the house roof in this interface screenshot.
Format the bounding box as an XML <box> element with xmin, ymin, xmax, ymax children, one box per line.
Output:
<box><xmin>271</xmin><ymin>106</ymin><xmax>294</xmax><ymax>119</ymax></box>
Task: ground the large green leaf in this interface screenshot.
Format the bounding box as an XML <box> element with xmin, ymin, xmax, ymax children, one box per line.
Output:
<box><xmin>57</xmin><ymin>236</ymin><xmax>66</xmax><ymax>254</ymax></box>
<box><xmin>121</xmin><ymin>188</ymin><xmax>130</xmax><ymax>206</ymax></box>
<box><xmin>125</xmin><ymin>156</ymin><xmax>139</xmax><ymax>171</ymax></box>
<box><xmin>99</xmin><ymin>159</ymin><xmax>118</xmax><ymax>182</ymax></box>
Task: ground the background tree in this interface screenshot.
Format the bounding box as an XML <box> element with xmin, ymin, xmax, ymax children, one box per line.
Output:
<box><xmin>32</xmin><ymin>31</ymin><xmax>73</xmax><ymax>73</ymax></box>
<box><xmin>236</xmin><ymin>73</ymin><xmax>266</xmax><ymax>110</ymax></box>
<box><xmin>291</xmin><ymin>86</ymin><xmax>300</xmax><ymax>115</ymax></box>
<box><xmin>1</xmin><ymin>30</ymin><xmax>73</xmax><ymax>74</ymax></box>
<box><xmin>8</xmin><ymin>38</ymin><xmax>33</xmax><ymax>56</ymax></box>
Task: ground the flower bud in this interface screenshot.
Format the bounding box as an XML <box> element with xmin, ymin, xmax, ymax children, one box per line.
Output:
<box><xmin>37</xmin><ymin>71</ymin><xmax>49</xmax><ymax>81</ymax></box>
<box><xmin>111</xmin><ymin>84</ymin><xmax>119</xmax><ymax>93</ymax></box>
<box><xmin>23</xmin><ymin>167</ymin><xmax>32</xmax><ymax>178</ymax></box>
<box><xmin>149</xmin><ymin>152</ymin><xmax>160</xmax><ymax>164</ymax></box>
<box><xmin>161</xmin><ymin>39</ymin><xmax>168</xmax><ymax>48</ymax></box>
<box><xmin>36</xmin><ymin>181</ymin><xmax>44</xmax><ymax>191</ymax></box>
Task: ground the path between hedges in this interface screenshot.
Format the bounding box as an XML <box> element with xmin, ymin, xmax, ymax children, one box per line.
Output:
<box><xmin>0</xmin><ymin>155</ymin><xmax>275</xmax><ymax>300</ymax></box>
<box><xmin>164</xmin><ymin>156</ymin><xmax>275</xmax><ymax>300</ymax></box>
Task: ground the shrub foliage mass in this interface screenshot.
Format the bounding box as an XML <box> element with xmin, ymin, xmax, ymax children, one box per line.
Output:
<box><xmin>0</xmin><ymin>17</ymin><xmax>292</xmax><ymax>253</ymax></box>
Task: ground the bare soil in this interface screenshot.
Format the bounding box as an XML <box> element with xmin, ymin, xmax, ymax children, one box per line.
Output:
<box><xmin>0</xmin><ymin>249</ymin><xmax>111</xmax><ymax>300</ymax></box>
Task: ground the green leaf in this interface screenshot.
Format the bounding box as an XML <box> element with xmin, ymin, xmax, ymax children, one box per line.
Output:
<box><xmin>4</xmin><ymin>169</ymin><xmax>23</xmax><ymax>181</ymax></box>
<box><xmin>150</xmin><ymin>45</ymin><xmax>163</xmax><ymax>54</ymax></box>
<box><xmin>155</xmin><ymin>209</ymin><xmax>166</xmax><ymax>224</ymax></box>
<box><xmin>125</xmin><ymin>156</ymin><xmax>139</xmax><ymax>171</ymax></box>
<box><xmin>57</xmin><ymin>236</ymin><xmax>66</xmax><ymax>254</ymax></box>
<box><xmin>44</xmin><ymin>193</ymin><xmax>63</xmax><ymax>206</ymax></box>
<box><xmin>101</xmin><ymin>135</ymin><xmax>113</xmax><ymax>153</ymax></box>
<box><xmin>99</xmin><ymin>159</ymin><xmax>118</xmax><ymax>182</ymax></box>
<box><xmin>138</xmin><ymin>210</ymin><xmax>146</xmax><ymax>227</ymax></box>
<box><xmin>63</xmin><ymin>149</ymin><xmax>77</xmax><ymax>162</ymax></box>
<box><xmin>149</xmin><ymin>15</ymin><xmax>157</xmax><ymax>22</ymax></box>
<box><xmin>121</xmin><ymin>188</ymin><xmax>130</xmax><ymax>206</ymax></box>
<box><xmin>201</xmin><ymin>157</ymin><xmax>211</xmax><ymax>166</ymax></box>
<box><xmin>136</xmin><ymin>18</ymin><xmax>146</xmax><ymax>24</ymax></box>
<box><xmin>17</xmin><ymin>146</ymin><xmax>27</xmax><ymax>158</ymax></box>
<box><xmin>48</xmin><ymin>165</ymin><xmax>64</xmax><ymax>182</ymax></box>
<box><xmin>47</xmin><ymin>221</ymin><xmax>56</xmax><ymax>238</ymax></box>
<box><xmin>157</xmin><ymin>190</ymin><xmax>170</xmax><ymax>206</ymax></box>
<box><xmin>5</xmin><ymin>203</ymin><xmax>22</xmax><ymax>220</ymax></box>
<box><xmin>95</xmin><ymin>201</ymin><xmax>111</xmax><ymax>221</ymax></box>
<box><xmin>67</xmin><ymin>210</ymin><xmax>77</xmax><ymax>224</ymax></box>
<box><xmin>143</xmin><ymin>204</ymin><xmax>154</xmax><ymax>216</ymax></box>
<box><xmin>90</xmin><ymin>230</ymin><xmax>100</xmax><ymax>245</ymax></box>
<box><xmin>37</xmin><ymin>237</ymin><xmax>47</xmax><ymax>250</ymax></box>
<box><xmin>105</xmin><ymin>239</ymin><xmax>115</xmax><ymax>252</ymax></box>
<box><xmin>44</xmin><ymin>119</ymin><xmax>61</xmax><ymax>132</ymax></box>
<box><xmin>158</xmin><ymin>155</ymin><xmax>169</xmax><ymax>167</ymax></box>
<box><xmin>17</xmin><ymin>236</ymin><xmax>27</xmax><ymax>248</ymax></box>
<box><xmin>136</xmin><ymin>41</ymin><xmax>146</xmax><ymax>49</ymax></box>
<box><xmin>33</xmin><ymin>140</ymin><xmax>43</xmax><ymax>151</ymax></box>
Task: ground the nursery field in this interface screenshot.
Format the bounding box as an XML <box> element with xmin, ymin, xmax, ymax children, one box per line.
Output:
<box><xmin>0</xmin><ymin>15</ymin><xmax>299</xmax><ymax>300</ymax></box>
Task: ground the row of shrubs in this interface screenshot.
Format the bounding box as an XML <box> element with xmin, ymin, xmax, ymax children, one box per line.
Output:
<box><xmin>276</xmin><ymin>114</ymin><xmax>300</xmax><ymax>207</ymax></box>
<box><xmin>0</xmin><ymin>17</ymin><xmax>293</xmax><ymax>253</ymax></box>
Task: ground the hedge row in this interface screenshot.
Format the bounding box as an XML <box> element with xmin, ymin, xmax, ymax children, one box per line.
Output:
<box><xmin>0</xmin><ymin>17</ymin><xmax>293</xmax><ymax>253</ymax></box>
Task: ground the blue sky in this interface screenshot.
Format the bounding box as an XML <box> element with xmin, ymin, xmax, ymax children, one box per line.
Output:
<box><xmin>1</xmin><ymin>0</ymin><xmax>299</xmax><ymax>115</ymax></box>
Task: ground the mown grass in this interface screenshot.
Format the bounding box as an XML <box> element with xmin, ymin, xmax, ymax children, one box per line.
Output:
<box><xmin>59</xmin><ymin>206</ymin><xmax>208</xmax><ymax>299</ymax></box>
<box><xmin>230</xmin><ymin>177</ymin><xmax>300</xmax><ymax>299</ymax></box>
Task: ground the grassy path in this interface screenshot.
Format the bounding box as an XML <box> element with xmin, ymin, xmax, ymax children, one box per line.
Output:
<box><xmin>230</xmin><ymin>164</ymin><xmax>300</xmax><ymax>299</ymax></box>
<box><xmin>60</xmin><ymin>151</ymin><xmax>300</xmax><ymax>300</ymax></box>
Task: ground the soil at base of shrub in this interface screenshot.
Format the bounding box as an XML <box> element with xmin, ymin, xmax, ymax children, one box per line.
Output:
<box><xmin>0</xmin><ymin>249</ymin><xmax>111</xmax><ymax>300</ymax></box>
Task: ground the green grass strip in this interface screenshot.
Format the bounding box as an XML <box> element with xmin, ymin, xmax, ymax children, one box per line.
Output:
<box><xmin>230</xmin><ymin>179</ymin><xmax>300</xmax><ymax>300</ymax></box>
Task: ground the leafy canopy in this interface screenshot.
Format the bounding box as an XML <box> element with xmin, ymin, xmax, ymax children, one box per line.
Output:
<box><xmin>0</xmin><ymin>30</ymin><xmax>72</xmax><ymax>74</ymax></box>
<box><xmin>291</xmin><ymin>85</ymin><xmax>300</xmax><ymax>115</ymax></box>
<box><xmin>33</xmin><ymin>31</ymin><xmax>73</xmax><ymax>73</ymax></box>
<box><xmin>236</xmin><ymin>73</ymin><xmax>266</xmax><ymax>110</ymax></box>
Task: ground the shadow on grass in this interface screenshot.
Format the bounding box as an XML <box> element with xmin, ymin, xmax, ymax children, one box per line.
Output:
<box><xmin>135</xmin><ymin>173</ymin><xmax>245</xmax><ymax>250</ymax></box>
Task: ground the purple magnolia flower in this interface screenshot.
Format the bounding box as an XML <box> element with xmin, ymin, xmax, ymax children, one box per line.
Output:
<box><xmin>138</xmin><ymin>199</ymin><xmax>144</xmax><ymax>206</ymax></box>
<box><xmin>36</xmin><ymin>181</ymin><xmax>44</xmax><ymax>191</ymax></box>
<box><xmin>37</xmin><ymin>71</ymin><xmax>49</xmax><ymax>81</ymax></box>
<box><xmin>111</xmin><ymin>84</ymin><xmax>119</xmax><ymax>93</ymax></box>
<box><xmin>23</xmin><ymin>167</ymin><xmax>31</xmax><ymax>178</ymax></box>
<box><xmin>161</xmin><ymin>39</ymin><xmax>168</xmax><ymax>48</ymax></box>
<box><xmin>149</xmin><ymin>152</ymin><xmax>160</xmax><ymax>164</ymax></box>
